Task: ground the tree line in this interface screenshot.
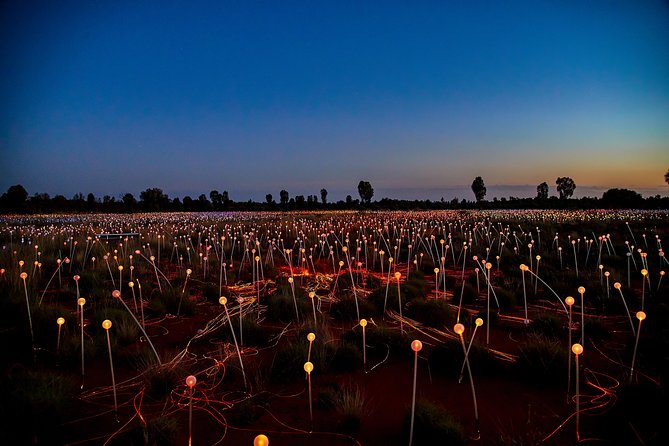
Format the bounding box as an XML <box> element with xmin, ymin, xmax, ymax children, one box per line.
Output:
<box><xmin>1</xmin><ymin>174</ymin><xmax>668</xmax><ymax>214</ymax></box>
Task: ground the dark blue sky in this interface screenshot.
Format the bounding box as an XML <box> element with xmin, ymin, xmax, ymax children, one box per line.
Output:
<box><xmin>2</xmin><ymin>0</ymin><xmax>668</xmax><ymax>201</ymax></box>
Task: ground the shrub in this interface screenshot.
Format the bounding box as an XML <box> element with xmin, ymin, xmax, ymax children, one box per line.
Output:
<box><xmin>402</xmin><ymin>399</ymin><xmax>466</xmax><ymax>446</ymax></box>
<box><xmin>0</xmin><ymin>368</ymin><xmax>77</xmax><ymax>444</ymax></box>
<box><xmin>428</xmin><ymin>338</ymin><xmax>496</xmax><ymax>377</ymax></box>
<box><xmin>329</xmin><ymin>293</ymin><xmax>375</xmax><ymax>321</ymax></box>
<box><xmin>495</xmin><ymin>287</ymin><xmax>517</xmax><ymax>310</ymax></box>
<box><xmin>529</xmin><ymin>313</ymin><xmax>564</xmax><ymax>339</ymax></box>
<box><xmin>110</xmin><ymin>415</ymin><xmax>178</xmax><ymax>446</ymax></box>
<box><xmin>334</xmin><ymin>383</ymin><xmax>370</xmax><ymax>433</ymax></box>
<box><xmin>265</xmin><ymin>284</ymin><xmax>310</xmax><ymax>322</ymax></box>
<box><xmin>515</xmin><ymin>333</ymin><xmax>567</xmax><ymax>385</ymax></box>
<box><xmin>330</xmin><ymin>342</ymin><xmax>363</xmax><ymax>372</ymax></box>
<box><xmin>584</xmin><ymin>317</ymin><xmax>611</xmax><ymax>340</ymax></box>
<box><xmin>150</xmin><ymin>288</ymin><xmax>196</xmax><ymax>316</ymax></box>
<box><xmin>407</xmin><ymin>298</ymin><xmax>452</xmax><ymax>328</ymax></box>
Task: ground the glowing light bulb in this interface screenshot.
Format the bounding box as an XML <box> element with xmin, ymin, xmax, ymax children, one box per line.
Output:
<box><xmin>102</xmin><ymin>319</ymin><xmax>112</xmax><ymax>330</ymax></box>
<box><xmin>254</xmin><ymin>435</ymin><xmax>269</xmax><ymax>446</ymax></box>
<box><xmin>186</xmin><ymin>375</ymin><xmax>197</xmax><ymax>388</ymax></box>
<box><xmin>572</xmin><ymin>343</ymin><xmax>583</xmax><ymax>355</ymax></box>
<box><xmin>411</xmin><ymin>340</ymin><xmax>422</xmax><ymax>352</ymax></box>
<box><xmin>304</xmin><ymin>361</ymin><xmax>314</xmax><ymax>374</ymax></box>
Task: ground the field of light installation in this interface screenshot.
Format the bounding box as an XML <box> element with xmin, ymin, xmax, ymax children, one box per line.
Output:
<box><xmin>0</xmin><ymin>210</ymin><xmax>667</xmax><ymax>446</ymax></box>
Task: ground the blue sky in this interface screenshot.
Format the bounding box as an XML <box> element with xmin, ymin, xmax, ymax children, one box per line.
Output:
<box><xmin>1</xmin><ymin>0</ymin><xmax>668</xmax><ymax>201</ymax></box>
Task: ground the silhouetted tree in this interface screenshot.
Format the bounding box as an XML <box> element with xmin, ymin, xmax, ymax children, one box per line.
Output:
<box><xmin>471</xmin><ymin>176</ymin><xmax>486</xmax><ymax>202</ymax></box>
<box><xmin>536</xmin><ymin>182</ymin><xmax>549</xmax><ymax>200</ymax></box>
<box><xmin>665</xmin><ymin>169</ymin><xmax>669</xmax><ymax>187</ymax></box>
<box><xmin>266</xmin><ymin>194</ymin><xmax>273</xmax><ymax>204</ymax></box>
<box><xmin>122</xmin><ymin>193</ymin><xmax>137</xmax><ymax>209</ymax></box>
<box><xmin>320</xmin><ymin>188</ymin><xmax>328</xmax><ymax>204</ymax></box>
<box><xmin>87</xmin><ymin>193</ymin><xmax>96</xmax><ymax>208</ymax></box>
<box><xmin>140</xmin><ymin>188</ymin><xmax>169</xmax><ymax>211</ymax></box>
<box><xmin>221</xmin><ymin>191</ymin><xmax>230</xmax><ymax>206</ymax></box>
<box><xmin>295</xmin><ymin>195</ymin><xmax>306</xmax><ymax>207</ymax></box>
<box><xmin>601</xmin><ymin>188</ymin><xmax>643</xmax><ymax>209</ymax></box>
<box><xmin>357</xmin><ymin>180</ymin><xmax>374</xmax><ymax>204</ymax></box>
<box><xmin>197</xmin><ymin>194</ymin><xmax>212</xmax><ymax>211</ymax></box>
<box><xmin>556</xmin><ymin>177</ymin><xmax>576</xmax><ymax>199</ymax></box>
<box><xmin>346</xmin><ymin>195</ymin><xmax>353</xmax><ymax>205</ymax></box>
<box><xmin>182</xmin><ymin>196</ymin><xmax>194</xmax><ymax>210</ymax></box>
<box><xmin>279</xmin><ymin>190</ymin><xmax>289</xmax><ymax>206</ymax></box>
<box><xmin>4</xmin><ymin>184</ymin><xmax>29</xmax><ymax>211</ymax></box>
<box><xmin>210</xmin><ymin>190</ymin><xmax>222</xmax><ymax>209</ymax></box>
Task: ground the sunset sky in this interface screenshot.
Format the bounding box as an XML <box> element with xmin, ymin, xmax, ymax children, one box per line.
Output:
<box><xmin>2</xmin><ymin>1</ymin><xmax>668</xmax><ymax>201</ymax></box>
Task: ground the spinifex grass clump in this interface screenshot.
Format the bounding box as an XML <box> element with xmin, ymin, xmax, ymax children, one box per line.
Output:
<box><xmin>428</xmin><ymin>338</ymin><xmax>498</xmax><ymax>377</ymax></box>
<box><xmin>150</xmin><ymin>288</ymin><xmax>196</xmax><ymax>315</ymax></box>
<box><xmin>403</xmin><ymin>399</ymin><xmax>466</xmax><ymax>446</ymax></box>
<box><xmin>265</xmin><ymin>283</ymin><xmax>310</xmax><ymax>322</ymax></box>
<box><xmin>529</xmin><ymin>313</ymin><xmax>565</xmax><ymax>339</ymax></box>
<box><xmin>515</xmin><ymin>333</ymin><xmax>568</xmax><ymax>385</ymax></box>
<box><xmin>329</xmin><ymin>292</ymin><xmax>375</xmax><ymax>321</ymax></box>
<box><xmin>407</xmin><ymin>298</ymin><xmax>452</xmax><ymax>327</ymax></box>
<box><xmin>333</xmin><ymin>383</ymin><xmax>371</xmax><ymax>433</ymax></box>
<box><xmin>0</xmin><ymin>368</ymin><xmax>77</xmax><ymax>444</ymax></box>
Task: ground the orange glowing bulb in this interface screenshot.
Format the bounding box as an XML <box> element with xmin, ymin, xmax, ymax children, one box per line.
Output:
<box><xmin>636</xmin><ymin>311</ymin><xmax>646</xmax><ymax>321</ymax></box>
<box><xmin>308</xmin><ymin>291</ymin><xmax>315</xmax><ymax>299</ymax></box>
<box><xmin>411</xmin><ymin>340</ymin><xmax>422</xmax><ymax>352</ymax></box>
<box><xmin>112</xmin><ymin>290</ymin><xmax>121</xmax><ymax>299</ymax></box>
<box><xmin>578</xmin><ymin>286</ymin><xmax>585</xmax><ymax>294</ymax></box>
<box><xmin>475</xmin><ymin>318</ymin><xmax>483</xmax><ymax>327</ymax></box>
<box><xmin>614</xmin><ymin>282</ymin><xmax>621</xmax><ymax>290</ymax></box>
<box><xmin>20</xmin><ymin>272</ymin><xmax>27</xmax><ymax>280</ymax></box>
<box><xmin>254</xmin><ymin>434</ymin><xmax>269</xmax><ymax>446</ymax></box>
<box><xmin>77</xmin><ymin>297</ymin><xmax>86</xmax><ymax>307</ymax></box>
<box><xmin>360</xmin><ymin>319</ymin><xmax>367</xmax><ymax>327</ymax></box>
<box><xmin>304</xmin><ymin>361</ymin><xmax>314</xmax><ymax>374</ymax></box>
<box><xmin>307</xmin><ymin>332</ymin><xmax>315</xmax><ymax>342</ymax></box>
<box><xmin>102</xmin><ymin>319</ymin><xmax>112</xmax><ymax>330</ymax></box>
<box><xmin>186</xmin><ymin>375</ymin><xmax>197</xmax><ymax>388</ymax></box>
<box><xmin>572</xmin><ymin>343</ymin><xmax>583</xmax><ymax>355</ymax></box>
<box><xmin>454</xmin><ymin>323</ymin><xmax>465</xmax><ymax>335</ymax></box>
<box><xmin>565</xmin><ymin>296</ymin><xmax>575</xmax><ymax>306</ymax></box>
<box><xmin>395</xmin><ymin>272</ymin><xmax>401</xmax><ymax>279</ymax></box>
<box><xmin>219</xmin><ymin>296</ymin><xmax>227</xmax><ymax>305</ymax></box>
<box><xmin>57</xmin><ymin>317</ymin><xmax>65</xmax><ymax>326</ymax></box>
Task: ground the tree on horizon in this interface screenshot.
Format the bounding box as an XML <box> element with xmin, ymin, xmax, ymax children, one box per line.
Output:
<box><xmin>536</xmin><ymin>182</ymin><xmax>549</xmax><ymax>200</ymax></box>
<box><xmin>279</xmin><ymin>190</ymin><xmax>289</xmax><ymax>206</ymax></box>
<box><xmin>665</xmin><ymin>169</ymin><xmax>669</xmax><ymax>187</ymax></box>
<box><xmin>320</xmin><ymin>188</ymin><xmax>328</xmax><ymax>205</ymax></box>
<box><xmin>471</xmin><ymin>176</ymin><xmax>486</xmax><ymax>202</ymax></box>
<box><xmin>358</xmin><ymin>180</ymin><xmax>374</xmax><ymax>204</ymax></box>
<box><xmin>556</xmin><ymin>177</ymin><xmax>576</xmax><ymax>199</ymax></box>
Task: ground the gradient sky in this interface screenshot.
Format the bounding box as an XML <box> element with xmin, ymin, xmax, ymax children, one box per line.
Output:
<box><xmin>2</xmin><ymin>0</ymin><xmax>668</xmax><ymax>201</ymax></box>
